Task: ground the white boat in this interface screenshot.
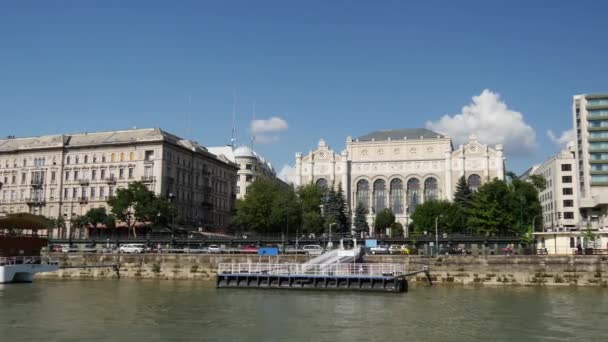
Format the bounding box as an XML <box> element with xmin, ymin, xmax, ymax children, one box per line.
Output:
<box><xmin>0</xmin><ymin>256</ymin><xmax>59</xmax><ymax>283</ymax></box>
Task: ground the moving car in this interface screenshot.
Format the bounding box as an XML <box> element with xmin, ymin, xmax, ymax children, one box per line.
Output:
<box><xmin>302</xmin><ymin>245</ymin><xmax>324</xmax><ymax>256</ymax></box>
<box><xmin>118</xmin><ymin>244</ymin><xmax>147</xmax><ymax>253</ymax></box>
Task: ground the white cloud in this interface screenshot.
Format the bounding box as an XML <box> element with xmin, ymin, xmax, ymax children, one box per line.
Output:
<box><xmin>278</xmin><ymin>164</ymin><xmax>296</xmax><ymax>184</ymax></box>
<box><xmin>426</xmin><ymin>89</ymin><xmax>537</xmax><ymax>157</ymax></box>
<box><xmin>254</xmin><ymin>135</ymin><xmax>280</xmax><ymax>144</ymax></box>
<box><xmin>251</xmin><ymin>116</ymin><xmax>288</xmax><ymax>134</ymax></box>
<box><xmin>547</xmin><ymin>129</ymin><xmax>574</xmax><ymax>147</ymax></box>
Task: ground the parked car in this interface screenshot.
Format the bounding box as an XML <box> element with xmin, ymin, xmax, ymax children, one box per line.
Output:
<box><xmin>208</xmin><ymin>245</ymin><xmax>222</xmax><ymax>254</ymax></box>
<box><xmin>79</xmin><ymin>244</ymin><xmax>98</xmax><ymax>253</ymax></box>
<box><xmin>240</xmin><ymin>245</ymin><xmax>258</xmax><ymax>254</ymax></box>
<box><xmin>60</xmin><ymin>244</ymin><xmax>79</xmax><ymax>253</ymax></box>
<box><xmin>370</xmin><ymin>245</ymin><xmax>390</xmax><ymax>255</ymax></box>
<box><xmin>302</xmin><ymin>245</ymin><xmax>324</xmax><ymax>256</ymax></box>
<box><xmin>388</xmin><ymin>245</ymin><xmax>405</xmax><ymax>255</ymax></box>
<box><xmin>118</xmin><ymin>244</ymin><xmax>147</xmax><ymax>253</ymax></box>
<box><xmin>50</xmin><ymin>244</ymin><xmax>64</xmax><ymax>252</ymax></box>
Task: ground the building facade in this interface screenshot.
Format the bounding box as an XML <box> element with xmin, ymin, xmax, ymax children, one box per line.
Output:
<box><xmin>295</xmin><ymin>128</ymin><xmax>505</xmax><ymax>235</ymax></box>
<box><xmin>573</xmin><ymin>93</ymin><xmax>608</xmax><ymax>230</ymax></box>
<box><xmin>522</xmin><ymin>144</ymin><xmax>580</xmax><ymax>231</ymax></box>
<box><xmin>0</xmin><ymin>128</ymin><xmax>238</xmax><ymax>237</ymax></box>
<box><xmin>208</xmin><ymin>145</ymin><xmax>278</xmax><ymax>199</ymax></box>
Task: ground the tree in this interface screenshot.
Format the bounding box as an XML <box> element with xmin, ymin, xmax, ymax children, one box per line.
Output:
<box><xmin>467</xmin><ymin>179</ymin><xmax>516</xmax><ymax>235</ymax></box>
<box><xmin>297</xmin><ymin>184</ymin><xmax>326</xmax><ymax>234</ymax></box>
<box><xmin>410</xmin><ymin>200</ymin><xmax>466</xmax><ymax>234</ymax></box>
<box><xmin>353</xmin><ymin>203</ymin><xmax>369</xmax><ymax>234</ymax></box>
<box><xmin>233</xmin><ymin>178</ymin><xmax>280</xmax><ymax>234</ymax></box>
<box><xmin>453</xmin><ymin>176</ymin><xmax>473</xmax><ymax>208</ymax></box>
<box><xmin>108</xmin><ymin>182</ymin><xmax>175</xmax><ymax>237</ymax></box>
<box><xmin>390</xmin><ymin>222</ymin><xmax>403</xmax><ymax>237</ymax></box>
<box><xmin>322</xmin><ymin>183</ymin><xmax>349</xmax><ymax>234</ymax></box>
<box><xmin>49</xmin><ymin>216</ymin><xmax>66</xmax><ymax>238</ymax></box>
<box><xmin>374</xmin><ymin>208</ymin><xmax>395</xmax><ymax>235</ymax></box>
<box><xmin>270</xmin><ymin>186</ymin><xmax>302</xmax><ymax>235</ymax></box>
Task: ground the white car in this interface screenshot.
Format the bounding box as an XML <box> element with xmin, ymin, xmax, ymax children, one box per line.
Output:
<box><xmin>208</xmin><ymin>245</ymin><xmax>222</xmax><ymax>254</ymax></box>
<box><xmin>60</xmin><ymin>244</ymin><xmax>79</xmax><ymax>253</ymax></box>
<box><xmin>119</xmin><ymin>244</ymin><xmax>147</xmax><ymax>253</ymax></box>
<box><xmin>302</xmin><ymin>245</ymin><xmax>324</xmax><ymax>256</ymax></box>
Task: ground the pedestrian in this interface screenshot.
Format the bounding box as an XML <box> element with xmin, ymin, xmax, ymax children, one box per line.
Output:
<box><xmin>577</xmin><ymin>243</ymin><xmax>583</xmax><ymax>255</ymax></box>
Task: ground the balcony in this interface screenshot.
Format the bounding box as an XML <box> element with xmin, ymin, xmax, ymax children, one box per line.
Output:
<box><xmin>78</xmin><ymin>197</ymin><xmax>88</xmax><ymax>204</ymax></box>
<box><xmin>105</xmin><ymin>176</ymin><xmax>117</xmax><ymax>184</ymax></box>
<box><xmin>79</xmin><ymin>179</ymin><xmax>90</xmax><ymax>186</ymax></box>
<box><xmin>588</xmin><ymin>126</ymin><xmax>608</xmax><ymax>132</ymax></box>
<box><xmin>30</xmin><ymin>180</ymin><xmax>44</xmax><ymax>189</ymax></box>
<box><xmin>141</xmin><ymin>175</ymin><xmax>156</xmax><ymax>183</ymax></box>
<box><xmin>25</xmin><ymin>198</ymin><xmax>46</xmax><ymax>206</ymax></box>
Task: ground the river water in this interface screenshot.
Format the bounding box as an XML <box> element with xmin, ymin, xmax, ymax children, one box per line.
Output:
<box><xmin>0</xmin><ymin>280</ymin><xmax>606</xmax><ymax>341</ymax></box>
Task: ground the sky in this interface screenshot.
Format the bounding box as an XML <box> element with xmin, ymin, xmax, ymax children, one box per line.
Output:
<box><xmin>1</xmin><ymin>0</ymin><xmax>607</xmax><ymax>181</ymax></box>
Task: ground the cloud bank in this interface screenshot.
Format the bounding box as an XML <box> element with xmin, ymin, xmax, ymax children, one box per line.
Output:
<box><xmin>547</xmin><ymin>129</ymin><xmax>575</xmax><ymax>147</ymax></box>
<box><xmin>426</xmin><ymin>89</ymin><xmax>537</xmax><ymax>156</ymax></box>
<box><xmin>278</xmin><ymin>164</ymin><xmax>296</xmax><ymax>184</ymax></box>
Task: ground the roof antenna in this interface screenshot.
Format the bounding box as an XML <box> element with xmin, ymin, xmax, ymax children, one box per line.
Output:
<box><xmin>251</xmin><ymin>100</ymin><xmax>256</xmax><ymax>149</ymax></box>
<box><xmin>231</xmin><ymin>90</ymin><xmax>237</xmax><ymax>150</ymax></box>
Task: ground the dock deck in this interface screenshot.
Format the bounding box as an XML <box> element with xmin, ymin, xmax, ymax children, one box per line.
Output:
<box><xmin>216</xmin><ymin>263</ymin><xmax>409</xmax><ymax>292</ymax></box>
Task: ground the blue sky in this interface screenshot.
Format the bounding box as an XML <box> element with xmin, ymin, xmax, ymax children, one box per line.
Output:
<box><xmin>1</xmin><ymin>0</ymin><xmax>607</xmax><ymax>178</ymax></box>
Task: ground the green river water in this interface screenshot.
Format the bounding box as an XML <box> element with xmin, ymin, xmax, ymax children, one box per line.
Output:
<box><xmin>0</xmin><ymin>280</ymin><xmax>606</xmax><ymax>341</ymax></box>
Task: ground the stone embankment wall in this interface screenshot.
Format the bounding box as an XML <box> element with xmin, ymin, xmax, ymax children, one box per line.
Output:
<box><xmin>37</xmin><ymin>253</ymin><xmax>608</xmax><ymax>287</ymax></box>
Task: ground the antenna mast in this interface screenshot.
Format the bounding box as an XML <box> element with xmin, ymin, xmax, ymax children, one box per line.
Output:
<box><xmin>231</xmin><ymin>90</ymin><xmax>237</xmax><ymax>150</ymax></box>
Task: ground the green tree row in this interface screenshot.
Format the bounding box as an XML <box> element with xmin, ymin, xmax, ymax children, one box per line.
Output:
<box><xmin>410</xmin><ymin>174</ymin><xmax>545</xmax><ymax>236</ymax></box>
<box><xmin>232</xmin><ymin>179</ymin><xmax>350</xmax><ymax>235</ymax></box>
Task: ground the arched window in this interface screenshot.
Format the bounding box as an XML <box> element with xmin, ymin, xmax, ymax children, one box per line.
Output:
<box><xmin>120</xmin><ymin>153</ymin><xmax>125</xmax><ymax>162</ymax></box>
<box><xmin>66</xmin><ymin>156</ymin><xmax>71</xmax><ymax>165</ymax></box>
<box><xmin>316</xmin><ymin>178</ymin><xmax>328</xmax><ymax>189</ymax></box>
<box><xmin>468</xmin><ymin>174</ymin><xmax>481</xmax><ymax>192</ymax></box>
<box><xmin>373</xmin><ymin>180</ymin><xmax>386</xmax><ymax>213</ymax></box>
<box><xmin>390</xmin><ymin>179</ymin><xmax>403</xmax><ymax>214</ymax></box>
<box><xmin>129</xmin><ymin>152</ymin><xmax>135</xmax><ymax>161</ymax></box>
<box><xmin>110</xmin><ymin>153</ymin><xmax>116</xmax><ymax>162</ymax></box>
<box><xmin>407</xmin><ymin>178</ymin><xmax>420</xmax><ymax>213</ymax></box>
<box><xmin>75</xmin><ymin>156</ymin><xmax>79</xmax><ymax>164</ymax></box>
<box><xmin>102</xmin><ymin>155</ymin><xmax>106</xmax><ymax>163</ymax></box>
<box><xmin>424</xmin><ymin>177</ymin><xmax>438</xmax><ymax>202</ymax></box>
<box><xmin>356</xmin><ymin>180</ymin><xmax>370</xmax><ymax>210</ymax></box>
<box><xmin>84</xmin><ymin>155</ymin><xmax>88</xmax><ymax>164</ymax></box>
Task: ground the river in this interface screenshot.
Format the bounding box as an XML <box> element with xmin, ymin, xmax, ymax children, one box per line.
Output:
<box><xmin>0</xmin><ymin>280</ymin><xmax>606</xmax><ymax>341</ymax></box>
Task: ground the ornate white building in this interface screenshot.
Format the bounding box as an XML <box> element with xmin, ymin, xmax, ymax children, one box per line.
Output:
<box><xmin>208</xmin><ymin>145</ymin><xmax>278</xmax><ymax>199</ymax></box>
<box><xmin>294</xmin><ymin>128</ymin><xmax>505</xmax><ymax>234</ymax></box>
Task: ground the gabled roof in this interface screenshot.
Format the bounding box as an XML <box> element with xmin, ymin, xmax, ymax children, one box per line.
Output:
<box><xmin>356</xmin><ymin>128</ymin><xmax>444</xmax><ymax>142</ymax></box>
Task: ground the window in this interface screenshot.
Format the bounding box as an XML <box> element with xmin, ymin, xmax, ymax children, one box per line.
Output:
<box><xmin>316</xmin><ymin>178</ymin><xmax>328</xmax><ymax>189</ymax></box>
<box><xmin>145</xmin><ymin>150</ymin><xmax>154</xmax><ymax>161</ymax></box>
<box><xmin>246</xmin><ymin>175</ymin><xmax>253</xmax><ymax>182</ymax></box>
<box><xmin>562</xmin><ymin>188</ymin><xmax>573</xmax><ymax>195</ymax></box>
<box><xmin>245</xmin><ymin>164</ymin><xmax>252</xmax><ymax>170</ymax></box>
<box><xmin>111</xmin><ymin>153</ymin><xmax>116</xmax><ymax>162</ymax></box>
<box><xmin>102</xmin><ymin>155</ymin><xmax>107</xmax><ymax>163</ymax></box>
<box><xmin>64</xmin><ymin>188</ymin><xmax>69</xmax><ymax>199</ymax></box>
<box><xmin>65</xmin><ymin>171</ymin><xmax>70</xmax><ymax>181</ymax></box>
<box><xmin>424</xmin><ymin>178</ymin><xmax>438</xmax><ymax>202</ymax></box>
<box><xmin>390</xmin><ymin>179</ymin><xmax>403</xmax><ymax>214</ymax></box>
<box><xmin>373</xmin><ymin>180</ymin><xmax>386</xmax><ymax>213</ymax></box>
<box><xmin>564</xmin><ymin>212</ymin><xmax>574</xmax><ymax>219</ymax></box>
<box><xmin>90</xmin><ymin>187</ymin><xmax>95</xmax><ymax>199</ymax></box>
<box><xmin>75</xmin><ymin>156</ymin><xmax>79</xmax><ymax>164</ymax></box>
<box><xmin>66</xmin><ymin>156</ymin><xmax>71</xmax><ymax>164</ymax></box>
<box><xmin>561</xmin><ymin>164</ymin><xmax>572</xmax><ymax>171</ymax></box>
<box><xmin>99</xmin><ymin>187</ymin><xmax>105</xmax><ymax>198</ymax></box>
<box><xmin>72</xmin><ymin>188</ymin><xmax>78</xmax><ymax>198</ymax></box>
<box><xmin>563</xmin><ymin>200</ymin><xmax>574</xmax><ymax>207</ymax></box>
<box><xmin>120</xmin><ymin>153</ymin><xmax>125</xmax><ymax>162</ymax></box>
<box><xmin>128</xmin><ymin>167</ymin><xmax>134</xmax><ymax>179</ymax></box>
<box><xmin>51</xmin><ymin>171</ymin><xmax>56</xmax><ymax>183</ymax></box>
<box><xmin>119</xmin><ymin>168</ymin><xmax>124</xmax><ymax>179</ymax></box>
<box><xmin>467</xmin><ymin>174</ymin><xmax>481</xmax><ymax>192</ymax></box>
<box><xmin>407</xmin><ymin>178</ymin><xmax>420</xmax><ymax>212</ymax></box>
<box><xmin>22</xmin><ymin>159</ymin><xmax>26</xmax><ymax>167</ymax></box>
<box><xmin>356</xmin><ymin>180</ymin><xmax>370</xmax><ymax>210</ymax></box>
<box><xmin>100</xmin><ymin>169</ymin><xmax>106</xmax><ymax>179</ymax></box>
<box><xmin>92</xmin><ymin>155</ymin><xmax>97</xmax><ymax>163</ymax></box>
<box><xmin>50</xmin><ymin>188</ymin><xmax>55</xmax><ymax>199</ymax></box>
<box><xmin>81</xmin><ymin>188</ymin><xmax>87</xmax><ymax>199</ymax></box>
<box><xmin>74</xmin><ymin>170</ymin><xmax>79</xmax><ymax>180</ymax></box>
<box><xmin>92</xmin><ymin>170</ymin><xmax>97</xmax><ymax>180</ymax></box>
<box><xmin>562</xmin><ymin>176</ymin><xmax>572</xmax><ymax>183</ymax></box>
<box><xmin>21</xmin><ymin>173</ymin><xmax>26</xmax><ymax>184</ymax></box>
<box><xmin>129</xmin><ymin>152</ymin><xmax>134</xmax><ymax>161</ymax></box>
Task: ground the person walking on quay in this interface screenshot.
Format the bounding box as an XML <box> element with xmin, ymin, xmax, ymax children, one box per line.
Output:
<box><xmin>577</xmin><ymin>243</ymin><xmax>583</xmax><ymax>255</ymax></box>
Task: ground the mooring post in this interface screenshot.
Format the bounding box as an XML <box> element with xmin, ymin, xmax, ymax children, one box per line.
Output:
<box><xmin>424</xmin><ymin>265</ymin><xmax>432</xmax><ymax>285</ymax></box>
<box><xmin>113</xmin><ymin>264</ymin><xmax>121</xmax><ymax>279</ymax></box>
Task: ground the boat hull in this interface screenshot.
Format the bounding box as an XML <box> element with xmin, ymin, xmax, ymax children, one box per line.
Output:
<box><xmin>0</xmin><ymin>264</ymin><xmax>59</xmax><ymax>283</ymax></box>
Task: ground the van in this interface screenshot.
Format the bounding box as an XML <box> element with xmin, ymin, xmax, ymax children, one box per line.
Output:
<box><xmin>302</xmin><ymin>245</ymin><xmax>324</xmax><ymax>256</ymax></box>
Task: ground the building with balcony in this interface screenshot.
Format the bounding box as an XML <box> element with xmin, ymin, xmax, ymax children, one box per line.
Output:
<box><xmin>208</xmin><ymin>145</ymin><xmax>278</xmax><ymax>199</ymax></box>
<box><xmin>521</xmin><ymin>144</ymin><xmax>580</xmax><ymax>232</ymax></box>
<box><xmin>573</xmin><ymin>93</ymin><xmax>608</xmax><ymax>230</ymax></box>
<box><xmin>294</xmin><ymin>128</ymin><xmax>505</xmax><ymax>235</ymax></box>
<box><xmin>0</xmin><ymin>128</ymin><xmax>238</xmax><ymax>237</ymax></box>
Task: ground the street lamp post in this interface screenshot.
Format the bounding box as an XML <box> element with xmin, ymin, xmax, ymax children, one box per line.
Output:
<box><xmin>328</xmin><ymin>223</ymin><xmax>336</xmax><ymax>249</ymax></box>
<box><xmin>168</xmin><ymin>193</ymin><xmax>175</xmax><ymax>241</ymax></box>
<box><xmin>435</xmin><ymin>215</ymin><xmax>443</xmax><ymax>256</ymax></box>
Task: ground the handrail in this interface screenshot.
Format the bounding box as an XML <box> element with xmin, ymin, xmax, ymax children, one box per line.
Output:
<box><xmin>218</xmin><ymin>263</ymin><xmax>408</xmax><ymax>277</ymax></box>
<box><xmin>0</xmin><ymin>256</ymin><xmax>57</xmax><ymax>266</ymax></box>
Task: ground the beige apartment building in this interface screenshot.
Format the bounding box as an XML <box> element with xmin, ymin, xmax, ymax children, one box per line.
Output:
<box><xmin>0</xmin><ymin>128</ymin><xmax>238</xmax><ymax>237</ymax></box>
<box><xmin>208</xmin><ymin>145</ymin><xmax>278</xmax><ymax>199</ymax></box>
<box><xmin>295</xmin><ymin>128</ymin><xmax>505</xmax><ymax>235</ymax></box>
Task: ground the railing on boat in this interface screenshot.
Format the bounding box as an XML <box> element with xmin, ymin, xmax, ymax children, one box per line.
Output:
<box><xmin>218</xmin><ymin>263</ymin><xmax>408</xmax><ymax>277</ymax></box>
<box><xmin>0</xmin><ymin>256</ymin><xmax>57</xmax><ymax>266</ymax></box>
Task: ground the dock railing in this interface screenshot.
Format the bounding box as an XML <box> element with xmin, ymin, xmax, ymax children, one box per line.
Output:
<box><xmin>0</xmin><ymin>256</ymin><xmax>58</xmax><ymax>266</ymax></box>
<box><xmin>218</xmin><ymin>263</ymin><xmax>408</xmax><ymax>277</ymax></box>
